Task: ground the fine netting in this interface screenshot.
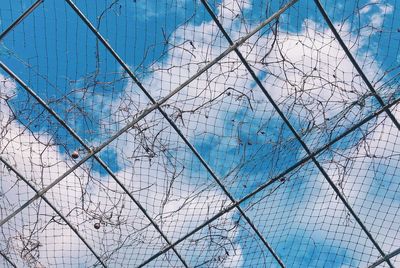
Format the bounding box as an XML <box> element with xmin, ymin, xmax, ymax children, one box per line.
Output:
<box><xmin>0</xmin><ymin>0</ymin><xmax>399</xmax><ymax>267</ymax></box>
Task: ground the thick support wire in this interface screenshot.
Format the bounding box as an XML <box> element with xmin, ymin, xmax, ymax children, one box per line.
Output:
<box><xmin>0</xmin><ymin>0</ymin><xmax>297</xmax><ymax>265</ymax></box>
<box><xmin>200</xmin><ymin>0</ymin><xmax>394</xmax><ymax>267</ymax></box>
<box><xmin>0</xmin><ymin>62</ymin><xmax>189</xmax><ymax>268</ymax></box>
<box><xmin>0</xmin><ymin>249</ymin><xmax>16</xmax><ymax>268</ymax></box>
<box><xmin>137</xmin><ymin>96</ymin><xmax>400</xmax><ymax>267</ymax></box>
<box><xmin>0</xmin><ymin>0</ymin><xmax>396</xmax><ymax>266</ymax></box>
<box><xmin>0</xmin><ymin>157</ymin><xmax>106</xmax><ymax>267</ymax></box>
<box><xmin>0</xmin><ymin>2</ymin><xmax>103</xmax><ymax>266</ymax></box>
<box><xmin>0</xmin><ymin>3</ymin><xmax>186</xmax><ymax>264</ymax></box>
<box><xmin>369</xmin><ymin>247</ymin><xmax>400</xmax><ymax>268</ymax></box>
<box><xmin>314</xmin><ymin>0</ymin><xmax>400</xmax><ymax>265</ymax></box>
<box><xmin>64</xmin><ymin>0</ymin><xmax>302</xmax><ymax>266</ymax></box>
<box><xmin>0</xmin><ymin>0</ymin><xmax>43</xmax><ymax>41</ymax></box>
<box><xmin>313</xmin><ymin>0</ymin><xmax>400</xmax><ymax>132</ymax></box>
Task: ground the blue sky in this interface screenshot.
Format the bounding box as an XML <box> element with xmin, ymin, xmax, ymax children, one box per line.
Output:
<box><xmin>1</xmin><ymin>0</ymin><xmax>400</xmax><ymax>267</ymax></box>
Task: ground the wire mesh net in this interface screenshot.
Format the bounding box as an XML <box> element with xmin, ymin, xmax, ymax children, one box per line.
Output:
<box><xmin>0</xmin><ymin>0</ymin><xmax>399</xmax><ymax>267</ymax></box>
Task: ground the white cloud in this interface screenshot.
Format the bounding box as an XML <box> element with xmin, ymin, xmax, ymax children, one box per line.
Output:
<box><xmin>1</xmin><ymin>0</ymin><xmax>399</xmax><ymax>267</ymax></box>
<box><xmin>0</xmin><ymin>69</ymin><xmax>238</xmax><ymax>267</ymax></box>
<box><xmin>106</xmin><ymin>0</ymin><xmax>398</xmax><ymax>266</ymax></box>
<box><xmin>319</xmin><ymin>107</ymin><xmax>400</xmax><ymax>254</ymax></box>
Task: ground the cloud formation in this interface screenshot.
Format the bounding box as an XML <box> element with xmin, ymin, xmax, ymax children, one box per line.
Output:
<box><xmin>1</xmin><ymin>0</ymin><xmax>399</xmax><ymax>267</ymax></box>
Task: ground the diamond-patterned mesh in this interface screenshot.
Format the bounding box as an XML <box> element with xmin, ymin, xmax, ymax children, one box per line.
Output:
<box><xmin>0</xmin><ymin>0</ymin><xmax>399</xmax><ymax>267</ymax></box>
